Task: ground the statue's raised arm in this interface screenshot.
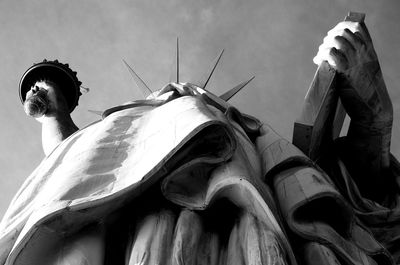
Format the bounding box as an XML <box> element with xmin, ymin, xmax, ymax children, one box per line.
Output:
<box><xmin>313</xmin><ymin>15</ymin><xmax>394</xmax><ymax>201</ymax></box>
<box><xmin>287</xmin><ymin>13</ymin><xmax>400</xmax><ymax>265</ymax></box>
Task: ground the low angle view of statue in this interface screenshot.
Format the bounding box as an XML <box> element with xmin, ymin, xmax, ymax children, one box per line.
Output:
<box><xmin>0</xmin><ymin>12</ymin><xmax>398</xmax><ymax>265</ymax></box>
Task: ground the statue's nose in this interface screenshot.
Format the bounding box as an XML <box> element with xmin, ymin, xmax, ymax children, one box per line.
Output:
<box><xmin>31</xmin><ymin>85</ymin><xmax>48</xmax><ymax>95</ymax></box>
<box><xmin>32</xmin><ymin>85</ymin><xmax>40</xmax><ymax>93</ymax></box>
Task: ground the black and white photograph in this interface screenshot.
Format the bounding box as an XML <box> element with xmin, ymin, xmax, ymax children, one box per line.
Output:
<box><xmin>0</xmin><ymin>1</ymin><xmax>400</xmax><ymax>264</ymax></box>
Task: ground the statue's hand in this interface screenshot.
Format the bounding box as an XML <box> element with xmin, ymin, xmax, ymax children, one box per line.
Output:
<box><xmin>314</xmin><ymin>21</ymin><xmax>394</xmax><ymax>201</ymax></box>
<box><xmin>313</xmin><ymin>21</ymin><xmax>393</xmax><ymax>128</ymax></box>
<box><xmin>313</xmin><ymin>21</ymin><xmax>377</xmax><ymax>70</ymax></box>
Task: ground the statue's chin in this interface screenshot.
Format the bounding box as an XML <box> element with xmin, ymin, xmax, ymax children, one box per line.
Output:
<box><xmin>24</xmin><ymin>93</ymin><xmax>49</xmax><ymax>118</ymax></box>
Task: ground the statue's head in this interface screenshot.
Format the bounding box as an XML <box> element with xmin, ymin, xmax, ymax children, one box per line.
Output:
<box><xmin>19</xmin><ymin>60</ymin><xmax>82</xmax><ymax>117</ymax></box>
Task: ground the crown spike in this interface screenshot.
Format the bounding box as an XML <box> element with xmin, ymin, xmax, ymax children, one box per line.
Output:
<box><xmin>220</xmin><ymin>76</ymin><xmax>255</xmax><ymax>101</ymax></box>
<box><xmin>168</xmin><ymin>38</ymin><xmax>180</xmax><ymax>84</ymax></box>
<box><xmin>122</xmin><ymin>59</ymin><xmax>153</xmax><ymax>98</ymax></box>
<box><xmin>176</xmin><ymin>38</ymin><xmax>179</xmax><ymax>83</ymax></box>
<box><xmin>198</xmin><ymin>49</ymin><xmax>224</xmax><ymax>89</ymax></box>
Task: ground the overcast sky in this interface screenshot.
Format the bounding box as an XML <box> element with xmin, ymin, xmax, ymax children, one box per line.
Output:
<box><xmin>1</xmin><ymin>0</ymin><xmax>400</xmax><ymax>218</ymax></box>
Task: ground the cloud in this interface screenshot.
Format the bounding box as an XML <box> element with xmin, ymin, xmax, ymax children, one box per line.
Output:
<box><xmin>200</xmin><ymin>7</ymin><xmax>214</xmax><ymax>27</ymax></box>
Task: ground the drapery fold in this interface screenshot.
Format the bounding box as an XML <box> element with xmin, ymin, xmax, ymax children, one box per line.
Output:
<box><xmin>0</xmin><ymin>96</ymin><xmax>236</xmax><ymax>264</ymax></box>
<box><xmin>0</xmin><ymin>94</ymin><xmax>297</xmax><ymax>265</ymax></box>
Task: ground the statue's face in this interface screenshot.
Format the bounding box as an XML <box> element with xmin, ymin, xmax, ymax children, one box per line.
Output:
<box><xmin>23</xmin><ymin>81</ymin><xmax>50</xmax><ymax>118</ymax></box>
<box><xmin>24</xmin><ymin>80</ymin><xmax>69</xmax><ymax>118</ymax></box>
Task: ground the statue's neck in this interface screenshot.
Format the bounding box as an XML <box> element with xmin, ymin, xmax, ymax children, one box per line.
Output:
<box><xmin>41</xmin><ymin>112</ymin><xmax>78</xmax><ymax>156</ymax></box>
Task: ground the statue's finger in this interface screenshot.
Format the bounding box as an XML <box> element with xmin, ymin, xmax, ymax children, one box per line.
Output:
<box><xmin>333</xmin><ymin>35</ymin><xmax>357</xmax><ymax>66</ymax></box>
<box><xmin>313</xmin><ymin>47</ymin><xmax>338</xmax><ymax>67</ymax></box>
<box><xmin>329</xmin><ymin>47</ymin><xmax>349</xmax><ymax>70</ymax></box>
<box><xmin>327</xmin><ymin>21</ymin><xmax>370</xmax><ymax>42</ymax></box>
<box><xmin>343</xmin><ymin>28</ymin><xmax>365</xmax><ymax>49</ymax></box>
<box><xmin>320</xmin><ymin>33</ymin><xmax>354</xmax><ymax>52</ymax></box>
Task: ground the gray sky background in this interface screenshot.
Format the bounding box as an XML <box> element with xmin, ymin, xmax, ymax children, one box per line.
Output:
<box><xmin>1</xmin><ymin>0</ymin><xmax>400</xmax><ymax>218</ymax></box>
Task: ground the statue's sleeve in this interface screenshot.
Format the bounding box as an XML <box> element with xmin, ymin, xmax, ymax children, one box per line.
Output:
<box><xmin>256</xmin><ymin>124</ymin><xmax>393</xmax><ymax>265</ymax></box>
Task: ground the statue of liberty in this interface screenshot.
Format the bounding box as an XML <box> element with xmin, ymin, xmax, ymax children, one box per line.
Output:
<box><xmin>0</xmin><ymin>12</ymin><xmax>399</xmax><ymax>265</ymax></box>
